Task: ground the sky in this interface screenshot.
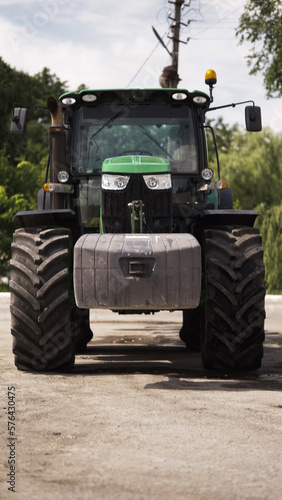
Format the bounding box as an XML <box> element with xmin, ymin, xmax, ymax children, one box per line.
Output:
<box><xmin>0</xmin><ymin>0</ymin><xmax>282</xmax><ymax>132</ymax></box>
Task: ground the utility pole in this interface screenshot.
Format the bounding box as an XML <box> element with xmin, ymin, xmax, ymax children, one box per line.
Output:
<box><xmin>170</xmin><ymin>0</ymin><xmax>184</xmax><ymax>86</ymax></box>
<box><xmin>159</xmin><ymin>0</ymin><xmax>185</xmax><ymax>88</ymax></box>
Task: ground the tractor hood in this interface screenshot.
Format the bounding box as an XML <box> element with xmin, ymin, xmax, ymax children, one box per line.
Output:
<box><xmin>102</xmin><ymin>155</ymin><xmax>170</xmax><ymax>175</ymax></box>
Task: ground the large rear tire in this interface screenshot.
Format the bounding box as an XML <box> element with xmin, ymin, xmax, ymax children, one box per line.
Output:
<box><xmin>201</xmin><ymin>226</ymin><xmax>265</xmax><ymax>370</ymax></box>
<box><xmin>10</xmin><ymin>227</ymin><xmax>75</xmax><ymax>371</ymax></box>
<box><xmin>179</xmin><ymin>308</ymin><xmax>202</xmax><ymax>352</ymax></box>
<box><xmin>74</xmin><ymin>307</ymin><xmax>93</xmax><ymax>352</ymax></box>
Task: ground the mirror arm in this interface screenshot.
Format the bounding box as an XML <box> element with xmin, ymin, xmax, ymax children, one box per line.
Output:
<box><xmin>206</xmin><ymin>100</ymin><xmax>255</xmax><ymax>113</ymax></box>
<box><xmin>12</xmin><ymin>102</ymin><xmax>48</xmax><ymax>112</ymax></box>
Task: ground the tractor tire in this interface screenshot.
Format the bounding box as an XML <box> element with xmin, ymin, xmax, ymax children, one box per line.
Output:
<box><xmin>201</xmin><ymin>226</ymin><xmax>265</xmax><ymax>370</ymax></box>
<box><xmin>74</xmin><ymin>307</ymin><xmax>93</xmax><ymax>352</ymax></box>
<box><xmin>10</xmin><ymin>227</ymin><xmax>75</xmax><ymax>371</ymax></box>
<box><xmin>179</xmin><ymin>308</ymin><xmax>202</xmax><ymax>351</ymax></box>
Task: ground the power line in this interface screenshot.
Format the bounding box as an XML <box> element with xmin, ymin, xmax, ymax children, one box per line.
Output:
<box><xmin>126</xmin><ymin>31</ymin><xmax>168</xmax><ymax>88</ymax></box>
<box><xmin>191</xmin><ymin>37</ymin><xmax>235</xmax><ymax>40</ymax></box>
<box><xmin>126</xmin><ymin>0</ymin><xmax>243</xmax><ymax>88</ymax></box>
<box><xmin>189</xmin><ymin>3</ymin><xmax>243</xmax><ymax>37</ymax></box>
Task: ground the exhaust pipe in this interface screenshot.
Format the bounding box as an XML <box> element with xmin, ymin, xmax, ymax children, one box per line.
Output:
<box><xmin>47</xmin><ymin>97</ymin><xmax>67</xmax><ymax>209</ymax></box>
<box><xmin>47</xmin><ymin>96</ymin><xmax>64</xmax><ymax>125</ymax></box>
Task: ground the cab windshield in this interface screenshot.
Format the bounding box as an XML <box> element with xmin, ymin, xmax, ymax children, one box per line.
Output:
<box><xmin>71</xmin><ymin>102</ymin><xmax>198</xmax><ymax>175</ymax></box>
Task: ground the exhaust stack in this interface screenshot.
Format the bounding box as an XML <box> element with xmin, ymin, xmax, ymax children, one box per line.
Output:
<box><xmin>47</xmin><ymin>96</ymin><xmax>64</xmax><ymax>125</ymax></box>
<box><xmin>46</xmin><ymin>97</ymin><xmax>67</xmax><ymax>208</ymax></box>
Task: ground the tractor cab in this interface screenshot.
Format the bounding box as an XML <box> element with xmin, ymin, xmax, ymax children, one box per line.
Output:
<box><xmin>54</xmin><ymin>88</ymin><xmax>212</xmax><ymax>234</ymax></box>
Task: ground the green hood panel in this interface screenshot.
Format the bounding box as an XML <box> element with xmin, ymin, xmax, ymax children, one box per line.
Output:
<box><xmin>102</xmin><ymin>155</ymin><xmax>170</xmax><ymax>174</ymax></box>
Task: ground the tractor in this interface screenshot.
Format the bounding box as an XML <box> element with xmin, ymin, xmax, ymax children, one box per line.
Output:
<box><xmin>9</xmin><ymin>70</ymin><xmax>265</xmax><ymax>371</ymax></box>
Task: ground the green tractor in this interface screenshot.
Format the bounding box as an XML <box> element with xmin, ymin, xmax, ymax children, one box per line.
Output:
<box><xmin>9</xmin><ymin>71</ymin><xmax>265</xmax><ymax>371</ymax></box>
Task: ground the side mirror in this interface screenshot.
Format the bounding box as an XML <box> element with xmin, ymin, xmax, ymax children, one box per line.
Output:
<box><xmin>245</xmin><ymin>106</ymin><xmax>262</xmax><ymax>132</ymax></box>
<box><xmin>10</xmin><ymin>107</ymin><xmax>28</xmax><ymax>134</ymax></box>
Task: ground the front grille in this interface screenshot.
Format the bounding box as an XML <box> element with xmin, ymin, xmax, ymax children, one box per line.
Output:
<box><xmin>102</xmin><ymin>174</ymin><xmax>172</xmax><ymax>233</ymax></box>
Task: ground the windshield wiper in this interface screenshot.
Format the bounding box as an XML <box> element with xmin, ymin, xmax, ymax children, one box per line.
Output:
<box><xmin>138</xmin><ymin>125</ymin><xmax>173</xmax><ymax>160</ymax></box>
<box><xmin>89</xmin><ymin>109</ymin><xmax>125</xmax><ymax>141</ymax></box>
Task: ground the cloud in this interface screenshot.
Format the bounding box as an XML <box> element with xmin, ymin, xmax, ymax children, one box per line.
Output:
<box><xmin>0</xmin><ymin>0</ymin><xmax>281</xmax><ymax>131</ymax></box>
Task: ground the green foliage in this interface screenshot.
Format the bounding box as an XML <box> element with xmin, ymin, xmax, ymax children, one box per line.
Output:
<box><xmin>218</xmin><ymin>128</ymin><xmax>282</xmax><ymax>210</ymax></box>
<box><xmin>236</xmin><ymin>0</ymin><xmax>282</xmax><ymax>97</ymax></box>
<box><xmin>0</xmin><ymin>57</ymin><xmax>68</xmax><ymax>278</ymax></box>
<box><xmin>0</xmin><ymin>152</ymin><xmax>45</xmax><ymax>276</ymax></box>
<box><xmin>255</xmin><ymin>204</ymin><xmax>282</xmax><ymax>294</ymax></box>
<box><xmin>206</xmin><ymin>116</ymin><xmax>239</xmax><ymax>159</ymax></box>
<box><xmin>0</xmin><ymin>184</ymin><xmax>25</xmax><ymax>276</ymax></box>
<box><xmin>0</xmin><ymin>57</ymin><xmax>67</xmax><ymax>165</ymax></box>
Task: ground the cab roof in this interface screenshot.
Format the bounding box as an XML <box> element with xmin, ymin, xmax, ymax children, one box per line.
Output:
<box><xmin>59</xmin><ymin>88</ymin><xmax>210</xmax><ymax>110</ymax></box>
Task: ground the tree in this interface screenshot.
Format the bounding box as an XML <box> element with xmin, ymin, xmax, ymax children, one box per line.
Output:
<box><xmin>206</xmin><ymin>117</ymin><xmax>239</xmax><ymax>166</ymax></box>
<box><xmin>255</xmin><ymin>204</ymin><xmax>282</xmax><ymax>294</ymax></box>
<box><xmin>0</xmin><ymin>58</ymin><xmax>69</xmax><ymax>278</ymax></box>
<box><xmin>210</xmin><ymin>123</ymin><xmax>282</xmax><ymax>293</ymax></box>
<box><xmin>217</xmin><ymin>127</ymin><xmax>282</xmax><ymax>210</ymax></box>
<box><xmin>0</xmin><ymin>153</ymin><xmax>45</xmax><ymax>276</ymax></box>
<box><xmin>0</xmin><ymin>58</ymin><xmax>68</xmax><ymax>164</ymax></box>
<box><xmin>236</xmin><ymin>0</ymin><xmax>282</xmax><ymax>98</ymax></box>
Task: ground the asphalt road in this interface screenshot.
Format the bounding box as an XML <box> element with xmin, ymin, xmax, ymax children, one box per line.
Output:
<box><xmin>1</xmin><ymin>294</ymin><xmax>282</xmax><ymax>500</ymax></box>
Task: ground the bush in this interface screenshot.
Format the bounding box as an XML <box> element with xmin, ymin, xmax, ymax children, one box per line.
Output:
<box><xmin>256</xmin><ymin>204</ymin><xmax>282</xmax><ymax>294</ymax></box>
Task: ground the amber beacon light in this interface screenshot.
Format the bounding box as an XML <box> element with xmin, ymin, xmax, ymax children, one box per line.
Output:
<box><xmin>205</xmin><ymin>69</ymin><xmax>217</xmax><ymax>86</ymax></box>
<box><xmin>205</xmin><ymin>69</ymin><xmax>217</xmax><ymax>102</ymax></box>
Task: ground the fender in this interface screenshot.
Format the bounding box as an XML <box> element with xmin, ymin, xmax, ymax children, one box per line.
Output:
<box><xmin>174</xmin><ymin>203</ymin><xmax>260</xmax><ymax>228</ymax></box>
<box><xmin>14</xmin><ymin>209</ymin><xmax>82</xmax><ymax>242</ymax></box>
<box><xmin>200</xmin><ymin>209</ymin><xmax>260</xmax><ymax>228</ymax></box>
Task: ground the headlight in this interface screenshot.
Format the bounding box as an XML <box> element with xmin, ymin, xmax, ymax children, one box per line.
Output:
<box><xmin>82</xmin><ymin>93</ymin><xmax>97</xmax><ymax>102</ymax></box>
<box><xmin>193</xmin><ymin>95</ymin><xmax>208</xmax><ymax>104</ymax></box>
<box><xmin>143</xmin><ymin>173</ymin><xmax>172</xmax><ymax>190</ymax></box>
<box><xmin>101</xmin><ymin>174</ymin><xmax>130</xmax><ymax>190</ymax></box>
<box><xmin>61</xmin><ymin>97</ymin><xmax>76</xmax><ymax>106</ymax></box>
<box><xmin>58</xmin><ymin>170</ymin><xmax>69</xmax><ymax>183</ymax></box>
<box><xmin>201</xmin><ymin>168</ymin><xmax>214</xmax><ymax>181</ymax></box>
<box><xmin>172</xmin><ymin>92</ymin><xmax>187</xmax><ymax>101</ymax></box>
